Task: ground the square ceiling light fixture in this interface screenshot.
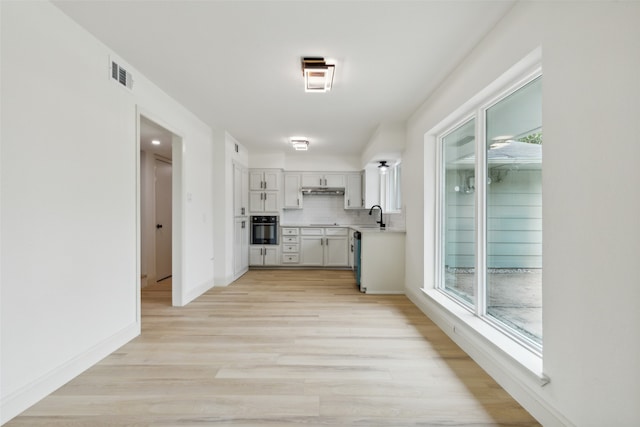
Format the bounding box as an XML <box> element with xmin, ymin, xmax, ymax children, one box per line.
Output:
<box><xmin>291</xmin><ymin>138</ymin><xmax>309</xmax><ymax>151</ymax></box>
<box><xmin>301</xmin><ymin>57</ymin><xmax>335</xmax><ymax>93</ymax></box>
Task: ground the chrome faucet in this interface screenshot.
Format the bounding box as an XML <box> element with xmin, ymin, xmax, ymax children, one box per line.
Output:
<box><xmin>368</xmin><ymin>205</ymin><xmax>386</xmax><ymax>229</ymax></box>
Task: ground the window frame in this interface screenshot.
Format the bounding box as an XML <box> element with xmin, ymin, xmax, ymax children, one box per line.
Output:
<box><xmin>435</xmin><ymin>67</ymin><xmax>543</xmax><ymax>356</ymax></box>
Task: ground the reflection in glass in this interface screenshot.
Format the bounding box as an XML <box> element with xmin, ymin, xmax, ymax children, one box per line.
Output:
<box><xmin>442</xmin><ymin>119</ymin><xmax>476</xmax><ymax>307</ymax></box>
<box><xmin>485</xmin><ymin>77</ymin><xmax>542</xmax><ymax>345</ymax></box>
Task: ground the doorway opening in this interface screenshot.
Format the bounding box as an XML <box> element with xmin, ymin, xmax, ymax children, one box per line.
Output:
<box><xmin>138</xmin><ymin>113</ymin><xmax>183</xmax><ymax>308</ymax></box>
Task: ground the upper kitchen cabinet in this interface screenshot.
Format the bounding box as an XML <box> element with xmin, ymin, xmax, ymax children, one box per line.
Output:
<box><xmin>345</xmin><ymin>172</ymin><xmax>364</xmax><ymax>209</ymax></box>
<box><xmin>249</xmin><ymin>169</ymin><xmax>281</xmax><ymax>213</ymax></box>
<box><xmin>283</xmin><ymin>173</ymin><xmax>302</xmax><ymax>209</ymax></box>
<box><xmin>301</xmin><ymin>173</ymin><xmax>345</xmax><ymax>188</ymax></box>
<box><xmin>249</xmin><ymin>191</ymin><xmax>279</xmax><ymax>213</ymax></box>
<box><xmin>249</xmin><ymin>169</ymin><xmax>280</xmax><ymax>191</ymax></box>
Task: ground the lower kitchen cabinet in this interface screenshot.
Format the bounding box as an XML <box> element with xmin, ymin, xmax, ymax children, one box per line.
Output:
<box><xmin>300</xmin><ymin>233</ymin><xmax>324</xmax><ymax>266</ymax></box>
<box><xmin>281</xmin><ymin>227</ymin><xmax>300</xmax><ymax>264</ymax></box>
<box><xmin>249</xmin><ymin>245</ymin><xmax>279</xmax><ymax>266</ymax></box>
<box><xmin>300</xmin><ymin>227</ymin><xmax>349</xmax><ymax>267</ymax></box>
<box><xmin>234</xmin><ymin>217</ymin><xmax>249</xmax><ymax>277</ymax></box>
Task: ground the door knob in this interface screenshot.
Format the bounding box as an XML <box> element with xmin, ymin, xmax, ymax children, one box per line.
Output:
<box><xmin>156</xmin><ymin>224</ymin><xmax>163</xmax><ymax>229</ymax></box>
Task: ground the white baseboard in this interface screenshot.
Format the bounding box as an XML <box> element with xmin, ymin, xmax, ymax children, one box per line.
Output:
<box><xmin>213</xmin><ymin>269</ymin><xmax>247</xmax><ymax>288</ymax></box>
<box><xmin>182</xmin><ymin>277</ymin><xmax>215</xmax><ymax>305</ymax></box>
<box><xmin>231</xmin><ymin>268</ymin><xmax>248</xmax><ymax>284</ymax></box>
<box><xmin>1</xmin><ymin>322</ymin><xmax>139</xmax><ymax>425</ymax></box>
<box><xmin>405</xmin><ymin>285</ymin><xmax>574</xmax><ymax>427</ymax></box>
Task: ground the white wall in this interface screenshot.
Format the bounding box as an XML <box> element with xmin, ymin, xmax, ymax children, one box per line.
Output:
<box><xmin>139</xmin><ymin>150</ymin><xmax>154</xmax><ymax>286</ymax></box>
<box><xmin>360</xmin><ymin>122</ymin><xmax>405</xmax><ymax>167</ymax></box>
<box><xmin>0</xmin><ymin>1</ymin><xmax>217</xmax><ymax>422</ymax></box>
<box><xmin>250</xmin><ymin>151</ymin><xmax>361</xmax><ymax>171</ymax></box>
<box><xmin>404</xmin><ymin>2</ymin><xmax>640</xmax><ymax>425</ymax></box>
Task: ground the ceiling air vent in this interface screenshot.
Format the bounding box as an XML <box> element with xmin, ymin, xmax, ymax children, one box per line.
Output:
<box><xmin>110</xmin><ymin>60</ymin><xmax>133</xmax><ymax>90</ymax></box>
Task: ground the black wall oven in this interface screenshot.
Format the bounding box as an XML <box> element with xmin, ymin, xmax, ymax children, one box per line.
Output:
<box><xmin>250</xmin><ymin>216</ymin><xmax>279</xmax><ymax>245</ymax></box>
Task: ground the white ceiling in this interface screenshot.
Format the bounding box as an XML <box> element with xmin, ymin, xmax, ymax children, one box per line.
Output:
<box><xmin>53</xmin><ymin>1</ymin><xmax>515</xmax><ymax>157</ymax></box>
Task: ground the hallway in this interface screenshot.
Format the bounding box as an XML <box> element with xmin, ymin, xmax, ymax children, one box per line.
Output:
<box><xmin>7</xmin><ymin>270</ymin><xmax>539</xmax><ymax>426</ymax></box>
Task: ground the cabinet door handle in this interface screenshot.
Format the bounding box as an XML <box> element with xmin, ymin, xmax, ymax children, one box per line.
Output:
<box><xmin>348</xmin><ymin>199</ymin><xmax>351</xmax><ymax>206</ymax></box>
<box><xmin>320</xmin><ymin>238</ymin><xmax>323</xmax><ymax>246</ymax></box>
<box><xmin>241</xmin><ymin>207</ymin><xmax>245</xmax><ymax>215</ymax></box>
<box><xmin>297</xmin><ymin>198</ymin><xmax>299</xmax><ymax>206</ymax></box>
<box><xmin>241</xmin><ymin>221</ymin><xmax>245</xmax><ymax>228</ymax></box>
<box><xmin>326</xmin><ymin>238</ymin><xmax>329</xmax><ymax>246</ymax></box>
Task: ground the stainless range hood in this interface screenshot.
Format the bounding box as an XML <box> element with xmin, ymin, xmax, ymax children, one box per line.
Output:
<box><xmin>301</xmin><ymin>187</ymin><xmax>345</xmax><ymax>195</ymax></box>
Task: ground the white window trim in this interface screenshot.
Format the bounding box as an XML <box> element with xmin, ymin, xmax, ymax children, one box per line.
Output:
<box><xmin>428</xmin><ymin>47</ymin><xmax>545</xmax><ymax>379</ymax></box>
<box><xmin>422</xmin><ymin>287</ymin><xmax>548</xmax><ymax>384</ymax></box>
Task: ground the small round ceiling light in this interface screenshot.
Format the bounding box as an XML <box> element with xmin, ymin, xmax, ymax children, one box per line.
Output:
<box><xmin>151</xmin><ymin>139</ymin><xmax>161</xmax><ymax>145</ymax></box>
<box><xmin>378</xmin><ymin>160</ymin><xmax>389</xmax><ymax>174</ymax></box>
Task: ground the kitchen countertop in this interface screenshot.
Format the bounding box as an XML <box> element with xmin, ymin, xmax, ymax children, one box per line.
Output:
<box><xmin>280</xmin><ymin>223</ymin><xmax>345</xmax><ymax>228</ymax></box>
<box><xmin>280</xmin><ymin>223</ymin><xmax>405</xmax><ymax>233</ymax></box>
<box><xmin>349</xmin><ymin>225</ymin><xmax>406</xmax><ymax>234</ymax></box>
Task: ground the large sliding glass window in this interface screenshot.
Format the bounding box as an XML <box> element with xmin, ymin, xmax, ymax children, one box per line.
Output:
<box><xmin>442</xmin><ymin>119</ymin><xmax>476</xmax><ymax>307</ymax></box>
<box><xmin>438</xmin><ymin>73</ymin><xmax>542</xmax><ymax>351</ymax></box>
<box><xmin>486</xmin><ymin>77</ymin><xmax>542</xmax><ymax>345</ymax></box>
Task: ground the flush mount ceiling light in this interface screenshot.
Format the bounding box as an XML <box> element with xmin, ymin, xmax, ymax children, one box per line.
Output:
<box><xmin>301</xmin><ymin>57</ymin><xmax>334</xmax><ymax>93</ymax></box>
<box><xmin>378</xmin><ymin>160</ymin><xmax>389</xmax><ymax>174</ymax></box>
<box><xmin>151</xmin><ymin>139</ymin><xmax>161</xmax><ymax>145</ymax></box>
<box><xmin>291</xmin><ymin>138</ymin><xmax>309</xmax><ymax>151</ymax></box>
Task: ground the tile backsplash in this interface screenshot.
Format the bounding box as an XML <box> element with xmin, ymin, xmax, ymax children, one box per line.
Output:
<box><xmin>281</xmin><ymin>194</ymin><xmax>404</xmax><ymax>229</ymax></box>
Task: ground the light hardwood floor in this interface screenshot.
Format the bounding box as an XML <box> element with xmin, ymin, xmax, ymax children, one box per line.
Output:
<box><xmin>7</xmin><ymin>270</ymin><xmax>540</xmax><ymax>426</ymax></box>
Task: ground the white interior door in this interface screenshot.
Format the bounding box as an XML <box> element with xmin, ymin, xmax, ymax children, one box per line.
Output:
<box><xmin>155</xmin><ymin>158</ymin><xmax>172</xmax><ymax>281</ymax></box>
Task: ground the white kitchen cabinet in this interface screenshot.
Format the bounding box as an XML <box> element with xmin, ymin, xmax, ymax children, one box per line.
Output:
<box><xmin>249</xmin><ymin>169</ymin><xmax>281</xmax><ymax>213</ymax></box>
<box><xmin>299</xmin><ymin>227</ymin><xmax>349</xmax><ymax>267</ymax></box>
<box><xmin>283</xmin><ymin>173</ymin><xmax>302</xmax><ymax>209</ymax></box>
<box><xmin>249</xmin><ymin>245</ymin><xmax>279</xmax><ymax>266</ymax></box>
<box><xmin>281</xmin><ymin>227</ymin><xmax>300</xmax><ymax>264</ymax></box>
<box><xmin>345</xmin><ymin>172</ymin><xmax>364</xmax><ymax>209</ymax></box>
<box><xmin>301</xmin><ymin>173</ymin><xmax>345</xmax><ymax>188</ymax></box>
<box><xmin>325</xmin><ymin>234</ymin><xmax>349</xmax><ymax>266</ymax></box>
<box><xmin>233</xmin><ymin>162</ymin><xmax>249</xmax><ymax>217</ymax></box>
<box><xmin>249</xmin><ymin>170</ymin><xmax>280</xmax><ymax>191</ymax></box>
<box><xmin>249</xmin><ymin>191</ymin><xmax>278</xmax><ymax>213</ymax></box>
<box><xmin>300</xmin><ymin>235</ymin><xmax>324</xmax><ymax>266</ymax></box>
<box><xmin>234</xmin><ymin>217</ymin><xmax>249</xmax><ymax>277</ymax></box>
<box><xmin>233</xmin><ymin>162</ymin><xmax>249</xmax><ymax>279</ymax></box>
